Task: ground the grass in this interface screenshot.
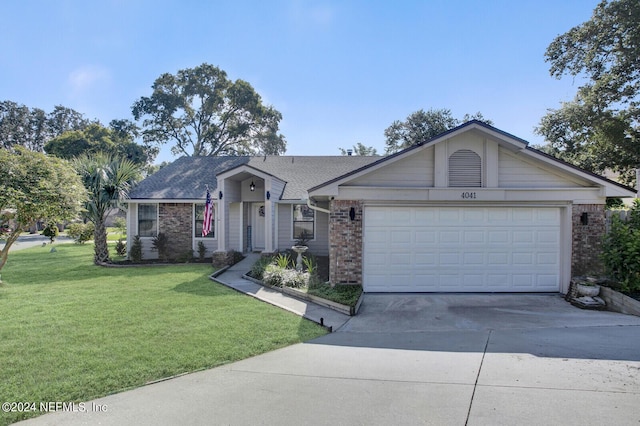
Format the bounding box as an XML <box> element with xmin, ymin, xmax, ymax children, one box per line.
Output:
<box><xmin>307</xmin><ymin>283</ymin><xmax>363</xmax><ymax>307</ymax></box>
<box><xmin>0</xmin><ymin>243</ymin><xmax>327</xmax><ymax>425</ymax></box>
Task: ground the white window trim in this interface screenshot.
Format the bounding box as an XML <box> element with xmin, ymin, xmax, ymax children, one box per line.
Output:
<box><xmin>137</xmin><ymin>203</ymin><xmax>159</xmax><ymax>239</ymax></box>
<box><xmin>291</xmin><ymin>203</ymin><xmax>316</xmax><ymax>242</ymax></box>
<box><xmin>193</xmin><ymin>203</ymin><xmax>216</xmax><ymax>240</ymax></box>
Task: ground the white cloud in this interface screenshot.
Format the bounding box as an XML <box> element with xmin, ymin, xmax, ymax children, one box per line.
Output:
<box><xmin>289</xmin><ymin>1</ymin><xmax>335</xmax><ymax>28</ymax></box>
<box><xmin>68</xmin><ymin>65</ymin><xmax>111</xmax><ymax>93</ymax></box>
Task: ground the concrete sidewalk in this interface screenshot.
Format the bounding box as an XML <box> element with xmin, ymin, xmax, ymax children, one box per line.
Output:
<box><xmin>211</xmin><ymin>253</ymin><xmax>352</xmax><ymax>331</ymax></box>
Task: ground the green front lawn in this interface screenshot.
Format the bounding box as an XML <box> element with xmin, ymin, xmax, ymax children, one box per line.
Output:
<box><xmin>0</xmin><ymin>244</ymin><xmax>327</xmax><ymax>425</ymax></box>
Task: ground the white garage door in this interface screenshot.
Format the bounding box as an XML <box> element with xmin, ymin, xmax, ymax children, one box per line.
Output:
<box><xmin>363</xmin><ymin>206</ymin><xmax>561</xmax><ymax>292</ymax></box>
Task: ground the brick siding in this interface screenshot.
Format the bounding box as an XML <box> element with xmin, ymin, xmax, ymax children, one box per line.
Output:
<box><xmin>329</xmin><ymin>200</ymin><xmax>363</xmax><ymax>285</ymax></box>
<box><xmin>572</xmin><ymin>204</ymin><xmax>605</xmax><ymax>276</ymax></box>
<box><xmin>159</xmin><ymin>203</ymin><xmax>193</xmax><ymax>260</ymax></box>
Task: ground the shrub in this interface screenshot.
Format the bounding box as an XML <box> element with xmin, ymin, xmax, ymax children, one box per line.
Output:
<box><xmin>151</xmin><ymin>232</ymin><xmax>169</xmax><ymax>261</ymax></box>
<box><xmin>130</xmin><ymin>235</ymin><xmax>143</xmax><ymax>262</ymax></box>
<box><xmin>275</xmin><ymin>253</ymin><xmax>291</xmax><ymax>269</ymax></box>
<box><xmin>250</xmin><ymin>256</ymin><xmax>273</xmax><ymax>280</ymax></box>
<box><xmin>602</xmin><ymin>199</ymin><xmax>640</xmax><ymax>292</ymax></box>
<box><xmin>67</xmin><ymin>222</ymin><xmax>94</xmax><ymax>244</ymax></box>
<box><xmin>197</xmin><ymin>241</ymin><xmax>207</xmax><ymax>261</ymax></box>
<box><xmin>115</xmin><ymin>238</ymin><xmax>127</xmax><ymax>256</ymax></box>
<box><xmin>42</xmin><ymin>222</ymin><xmax>59</xmax><ymax>243</ymax></box>
<box><xmin>263</xmin><ymin>264</ymin><xmax>309</xmax><ymax>288</ymax></box>
<box><xmin>302</xmin><ymin>255</ymin><xmax>316</xmax><ymax>275</ymax></box>
<box><xmin>226</xmin><ymin>250</ymin><xmax>244</xmax><ymax>266</ymax></box>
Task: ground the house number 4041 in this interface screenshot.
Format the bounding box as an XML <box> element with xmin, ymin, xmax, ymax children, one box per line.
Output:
<box><xmin>461</xmin><ymin>192</ymin><xmax>477</xmax><ymax>199</ymax></box>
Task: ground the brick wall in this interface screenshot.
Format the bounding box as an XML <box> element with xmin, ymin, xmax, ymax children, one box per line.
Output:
<box><xmin>159</xmin><ymin>203</ymin><xmax>193</xmax><ymax>260</ymax></box>
<box><xmin>572</xmin><ymin>204</ymin><xmax>605</xmax><ymax>276</ymax></box>
<box><xmin>329</xmin><ymin>200</ymin><xmax>363</xmax><ymax>285</ymax></box>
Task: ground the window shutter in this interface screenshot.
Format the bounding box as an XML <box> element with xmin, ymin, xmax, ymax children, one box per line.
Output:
<box><xmin>449</xmin><ymin>149</ymin><xmax>482</xmax><ymax>187</ymax></box>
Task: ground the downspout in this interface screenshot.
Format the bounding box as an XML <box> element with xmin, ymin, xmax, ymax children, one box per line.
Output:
<box><xmin>305</xmin><ymin>197</ymin><xmax>330</xmax><ymax>214</ymax></box>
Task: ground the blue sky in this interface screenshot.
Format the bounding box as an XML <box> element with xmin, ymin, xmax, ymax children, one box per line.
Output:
<box><xmin>1</xmin><ymin>0</ymin><xmax>598</xmax><ymax>164</ymax></box>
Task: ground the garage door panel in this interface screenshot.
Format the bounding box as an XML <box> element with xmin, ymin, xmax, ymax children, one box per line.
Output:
<box><xmin>439</xmin><ymin>230</ymin><xmax>461</xmax><ymax>243</ymax></box>
<box><xmin>464</xmin><ymin>230</ymin><xmax>485</xmax><ymax>243</ymax></box>
<box><xmin>391</xmin><ymin>230</ymin><xmax>412</xmax><ymax>244</ymax></box>
<box><xmin>363</xmin><ymin>206</ymin><xmax>561</xmax><ymax>293</ymax></box>
<box><xmin>415</xmin><ymin>230</ymin><xmax>436</xmax><ymax>243</ymax></box>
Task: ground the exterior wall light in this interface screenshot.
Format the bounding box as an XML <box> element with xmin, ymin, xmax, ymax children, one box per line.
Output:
<box><xmin>218</xmin><ymin>191</ymin><xmax>223</xmax><ymax>200</ymax></box>
<box><xmin>250</xmin><ymin>181</ymin><xmax>255</xmax><ymax>192</ymax></box>
<box><xmin>581</xmin><ymin>212</ymin><xmax>589</xmax><ymax>225</ymax></box>
<box><xmin>349</xmin><ymin>207</ymin><xmax>356</xmax><ymax>221</ymax></box>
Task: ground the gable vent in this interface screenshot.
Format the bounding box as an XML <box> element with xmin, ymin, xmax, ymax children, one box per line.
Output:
<box><xmin>449</xmin><ymin>149</ymin><xmax>482</xmax><ymax>187</ymax></box>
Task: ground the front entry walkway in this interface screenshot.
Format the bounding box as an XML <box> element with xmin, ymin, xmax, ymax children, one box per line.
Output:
<box><xmin>212</xmin><ymin>253</ymin><xmax>351</xmax><ymax>331</ymax></box>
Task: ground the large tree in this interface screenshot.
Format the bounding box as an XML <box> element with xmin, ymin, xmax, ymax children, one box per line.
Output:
<box><xmin>45</xmin><ymin>122</ymin><xmax>155</xmax><ymax>166</ymax></box>
<box><xmin>0</xmin><ymin>101</ymin><xmax>93</xmax><ymax>152</ymax></box>
<box><xmin>132</xmin><ymin>63</ymin><xmax>286</xmax><ymax>157</ymax></box>
<box><xmin>536</xmin><ymin>0</ymin><xmax>640</xmax><ymax>184</ymax></box>
<box><xmin>73</xmin><ymin>153</ymin><xmax>141</xmax><ymax>264</ymax></box>
<box><xmin>0</xmin><ymin>148</ymin><xmax>86</xmax><ymax>271</ymax></box>
<box><xmin>384</xmin><ymin>109</ymin><xmax>492</xmax><ymax>154</ymax></box>
<box><xmin>0</xmin><ymin>101</ymin><xmax>48</xmax><ymax>151</ymax></box>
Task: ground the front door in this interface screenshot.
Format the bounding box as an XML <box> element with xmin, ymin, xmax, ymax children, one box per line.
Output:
<box><xmin>252</xmin><ymin>203</ymin><xmax>266</xmax><ymax>250</ymax></box>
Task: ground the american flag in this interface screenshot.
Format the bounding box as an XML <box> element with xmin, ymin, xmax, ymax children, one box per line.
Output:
<box><xmin>202</xmin><ymin>188</ymin><xmax>213</xmax><ymax>237</ymax></box>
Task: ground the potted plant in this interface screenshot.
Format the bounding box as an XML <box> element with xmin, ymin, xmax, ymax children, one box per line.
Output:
<box><xmin>574</xmin><ymin>276</ymin><xmax>601</xmax><ymax>297</ymax></box>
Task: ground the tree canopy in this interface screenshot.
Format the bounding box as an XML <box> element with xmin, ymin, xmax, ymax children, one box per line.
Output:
<box><xmin>536</xmin><ymin>0</ymin><xmax>640</xmax><ymax>184</ymax></box>
<box><xmin>132</xmin><ymin>63</ymin><xmax>287</xmax><ymax>157</ymax></box>
<box><xmin>0</xmin><ymin>148</ymin><xmax>86</xmax><ymax>271</ymax></box>
<box><xmin>44</xmin><ymin>121</ymin><xmax>155</xmax><ymax>167</ymax></box>
<box><xmin>0</xmin><ymin>101</ymin><xmax>92</xmax><ymax>152</ymax></box>
<box><xmin>384</xmin><ymin>109</ymin><xmax>492</xmax><ymax>154</ymax></box>
<box><xmin>339</xmin><ymin>142</ymin><xmax>379</xmax><ymax>156</ymax></box>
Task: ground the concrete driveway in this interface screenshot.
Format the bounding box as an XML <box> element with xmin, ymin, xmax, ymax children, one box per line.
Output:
<box><xmin>19</xmin><ymin>294</ymin><xmax>640</xmax><ymax>425</ymax></box>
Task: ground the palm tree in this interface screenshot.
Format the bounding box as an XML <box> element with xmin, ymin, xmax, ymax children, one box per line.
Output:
<box><xmin>74</xmin><ymin>153</ymin><xmax>140</xmax><ymax>264</ymax></box>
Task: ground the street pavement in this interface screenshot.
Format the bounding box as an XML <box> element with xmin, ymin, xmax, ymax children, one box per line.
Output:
<box><xmin>16</xmin><ymin>292</ymin><xmax>640</xmax><ymax>426</ymax></box>
<box><xmin>0</xmin><ymin>234</ymin><xmax>72</xmax><ymax>252</ymax></box>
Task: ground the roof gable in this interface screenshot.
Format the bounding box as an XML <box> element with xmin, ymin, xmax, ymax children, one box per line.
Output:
<box><xmin>308</xmin><ymin>120</ymin><xmax>636</xmax><ymax>198</ymax></box>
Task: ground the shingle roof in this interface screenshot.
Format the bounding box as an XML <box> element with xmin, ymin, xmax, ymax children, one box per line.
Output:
<box><xmin>128</xmin><ymin>155</ymin><xmax>379</xmax><ymax>200</ymax></box>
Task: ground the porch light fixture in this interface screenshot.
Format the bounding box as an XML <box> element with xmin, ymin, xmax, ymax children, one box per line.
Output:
<box><xmin>349</xmin><ymin>207</ymin><xmax>356</xmax><ymax>221</ymax></box>
<box><xmin>218</xmin><ymin>191</ymin><xmax>223</xmax><ymax>200</ymax></box>
<box><xmin>266</xmin><ymin>191</ymin><xmax>271</xmax><ymax>200</ymax></box>
<box><xmin>250</xmin><ymin>181</ymin><xmax>255</xmax><ymax>192</ymax></box>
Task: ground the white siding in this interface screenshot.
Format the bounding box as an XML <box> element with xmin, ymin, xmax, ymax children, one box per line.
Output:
<box><xmin>277</xmin><ymin>203</ymin><xmax>329</xmax><ymax>255</ymax></box>
<box><xmin>348</xmin><ymin>148</ymin><xmax>434</xmax><ymax>187</ymax></box>
<box><xmin>498</xmin><ymin>148</ymin><xmax>587</xmax><ymax>188</ymax></box>
<box><xmin>228</xmin><ymin>203</ymin><xmax>241</xmax><ymax>251</ymax></box>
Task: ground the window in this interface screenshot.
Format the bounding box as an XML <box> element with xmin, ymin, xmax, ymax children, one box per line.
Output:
<box><xmin>138</xmin><ymin>204</ymin><xmax>157</xmax><ymax>237</ymax></box>
<box><xmin>292</xmin><ymin>204</ymin><xmax>314</xmax><ymax>240</ymax></box>
<box><xmin>194</xmin><ymin>204</ymin><xmax>215</xmax><ymax>238</ymax></box>
<box><xmin>449</xmin><ymin>149</ymin><xmax>482</xmax><ymax>187</ymax></box>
